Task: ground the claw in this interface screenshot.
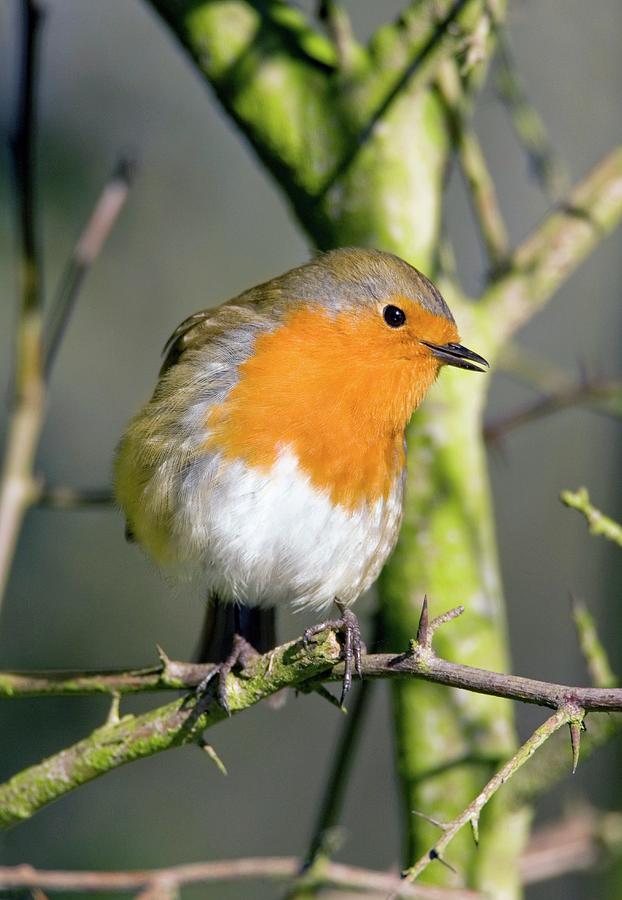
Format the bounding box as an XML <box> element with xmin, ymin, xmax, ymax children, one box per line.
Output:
<box><xmin>304</xmin><ymin>600</ymin><xmax>365</xmax><ymax>708</ymax></box>
<box><xmin>195</xmin><ymin>634</ymin><xmax>258</xmax><ymax>716</ymax></box>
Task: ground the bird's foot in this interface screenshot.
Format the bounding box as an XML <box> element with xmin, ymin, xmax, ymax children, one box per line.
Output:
<box><xmin>195</xmin><ymin>634</ymin><xmax>258</xmax><ymax>716</ymax></box>
<box><xmin>303</xmin><ymin>601</ymin><xmax>365</xmax><ymax>708</ymax></box>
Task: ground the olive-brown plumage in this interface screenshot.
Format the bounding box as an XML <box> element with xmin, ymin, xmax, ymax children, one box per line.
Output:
<box><xmin>115</xmin><ymin>248</ymin><xmax>487</xmax><ymax>704</ymax></box>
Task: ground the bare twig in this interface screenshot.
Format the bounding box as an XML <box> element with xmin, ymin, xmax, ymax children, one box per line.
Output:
<box><xmin>402</xmin><ymin>705</ymin><xmax>582</xmax><ymax>883</ymax></box>
<box><xmin>571</xmin><ymin>597</ymin><xmax>617</xmax><ymax>689</ymax></box>
<box><xmin>561</xmin><ymin>487</ymin><xmax>622</xmax><ymax>547</ymax></box>
<box><xmin>520</xmin><ymin>809</ymin><xmax>622</xmax><ymax>886</ymax></box>
<box><xmin>495</xmin><ymin>30</ymin><xmax>568</xmax><ymax>201</ymax></box>
<box><xmin>36</xmin><ymin>485</ymin><xmax>114</xmax><ymax>509</ymax></box>
<box><xmin>0</xmin><ymin>0</ymin><xmax>45</xmax><ymax>610</ymax></box>
<box><xmin>437</xmin><ymin>60</ymin><xmax>510</xmax><ymax>273</ymax></box>
<box><xmin>0</xmin><ymin>858</ymin><xmax>479</xmax><ymax>899</ymax></box>
<box><xmin>484</xmin><ymin>377</ymin><xmax>622</xmax><ymax>444</ymax></box>
<box><xmin>44</xmin><ymin>155</ymin><xmax>136</xmax><ymax>376</ymax></box>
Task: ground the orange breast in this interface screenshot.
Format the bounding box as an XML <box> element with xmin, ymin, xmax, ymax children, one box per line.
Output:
<box><xmin>205</xmin><ymin>302</ymin><xmax>457</xmax><ymax>509</ymax></box>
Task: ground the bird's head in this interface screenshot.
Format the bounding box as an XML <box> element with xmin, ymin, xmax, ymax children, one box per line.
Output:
<box><xmin>259</xmin><ymin>248</ymin><xmax>488</xmax><ymax>429</ymax></box>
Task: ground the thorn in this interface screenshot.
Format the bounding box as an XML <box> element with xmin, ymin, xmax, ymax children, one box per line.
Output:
<box><xmin>429</xmin><ymin>848</ymin><xmax>457</xmax><ymax>874</ymax></box>
<box><xmin>105</xmin><ymin>691</ymin><xmax>121</xmax><ymax>726</ymax></box>
<box><xmin>470</xmin><ymin>815</ymin><xmax>480</xmax><ymax>845</ymax></box>
<box><xmin>416</xmin><ymin>595</ymin><xmax>430</xmax><ymax>646</ymax></box>
<box><xmin>412</xmin><ymin>809</ymin><xmax>448</xmax><ymax>831</ymax></box>
<box><xmin>315</xmin><ymin>683</ymin><xmax>348</xmax><ymax>712</ymax></box>
<box><xmin>569</xmin><ymin>720</ymin><xmax>583</xmax><ymax>774</ymax></box>
<box><xmin>199</xmin><ymin>739</ymin><xmax>227</xmax><ymax>775</ymax></box>
<box><xmin>156</xmin><ymin>644</ymin><xmax>170</xmax><ymax>668</ymax></box>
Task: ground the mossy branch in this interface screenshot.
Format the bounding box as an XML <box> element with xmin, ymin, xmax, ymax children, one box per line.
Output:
<box><xmin>0</xmin><ymin>631</ymin><xmax>342</xmax><ymax>828</ymax></box>
<box><xmin>3</xmin><ymin>604</ymin><xmax>622</xmax><ymax>829</ymax></box>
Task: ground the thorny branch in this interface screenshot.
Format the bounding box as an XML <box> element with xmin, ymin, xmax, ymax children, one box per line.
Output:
<box><xmin>1</xmin><ymin>603</ymin><xmax>622</xmax><ymax>711</ymax></box>
<box><xmin>401</xmin><ymin>706</ymin><xmax>583</xmax><ymax>883</ymax></box>
<box><xmin>1</xmin><ymin>602</ymin><xmax>622</xmax><ymax>828</ymax></box>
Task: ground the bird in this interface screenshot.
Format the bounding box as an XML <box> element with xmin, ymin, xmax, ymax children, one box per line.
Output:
<box><xmin>114</xmin><ymin>248</ymin><xmax>488</xmax><ymax>709</ymax></box>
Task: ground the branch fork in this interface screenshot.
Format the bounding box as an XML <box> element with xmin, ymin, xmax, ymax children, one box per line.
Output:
<box><xmin>409</xmin><ymin>595</ymin><xmax>466</xmax><ymax>664</ymax></box>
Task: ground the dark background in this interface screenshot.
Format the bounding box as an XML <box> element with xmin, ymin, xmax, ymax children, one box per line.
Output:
<box><xmin>0</xmin><ymin>2</ymin><xmax>621</xmax><ymax>898</ymax></box>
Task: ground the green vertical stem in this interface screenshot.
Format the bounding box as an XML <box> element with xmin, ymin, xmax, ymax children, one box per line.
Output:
<box><xmin>307</xmin><ymin>81</ymin><xmax>525</xmax><ymax>893</ymax></box>
<box><xmin>147</xmin><ymin>2</ymin><xmax>525</xmax><ymax>894</ymax></box>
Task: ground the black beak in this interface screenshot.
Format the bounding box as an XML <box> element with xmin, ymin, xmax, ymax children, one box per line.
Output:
<box><xmin>420</xmin><ymin>341</ymin><xmax>489</xmax><ymax>372</ymax></box>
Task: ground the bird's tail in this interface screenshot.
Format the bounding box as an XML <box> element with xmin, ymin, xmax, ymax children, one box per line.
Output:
<box><xmin>195</xmin><ymin>595</ymin><xmax>277</xmax><ymax>663</ymax></box>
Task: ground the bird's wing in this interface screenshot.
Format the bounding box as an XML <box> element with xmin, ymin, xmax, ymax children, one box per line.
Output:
<box><xmin>159</xmin><ymin>302</ymin><xmax>269</xmax><ymax>376</ymax></box>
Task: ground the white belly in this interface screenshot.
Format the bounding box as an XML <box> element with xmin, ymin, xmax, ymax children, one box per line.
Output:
<box><xmin>168</xmin><ymin>448</ymin><xmax>403</xmax><ymax>611</ymax></box>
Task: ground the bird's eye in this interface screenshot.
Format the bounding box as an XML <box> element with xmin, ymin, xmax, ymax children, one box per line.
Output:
<box><xmin>383</xmin><ymin>305</ymin><xmax>406</xmax><ymax>328</ymax></box>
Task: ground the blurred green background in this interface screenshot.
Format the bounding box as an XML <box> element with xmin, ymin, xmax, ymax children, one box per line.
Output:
<box><xmin>0</xmin><ymin>2</ymin><xmax>621</xmax><ymax>898</ymax></box>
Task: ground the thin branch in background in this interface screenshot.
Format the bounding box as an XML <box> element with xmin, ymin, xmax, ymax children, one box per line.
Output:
<box><xmin>37</xmin><ymin>485</ymin><xmax>114</xmax><ymax>509</ymax></box>
<box><xmin>0</xmin><ymin>859</ymin><xmax>481</xmax><ymax>899</ymax></box>
<box><xmin>44</xmin><ymin>154</ymin><xmax>137</xmax><ymax>376</ymax></box>
<box><xmin>483</xmin><ymin>376</ymin><xmax>622</xmax><ymax>445</ymax></box>
<box><xmin>561</xmin><ymin>487</ymin><xmax>622</xmax><ymax>548</ymax></box>
<box><xmin>401</xmin><ymin>705</ymin><xmax>581</xmax><ymax>884</ymax></box>
<box><xmin>1</xmin><ymin>811</ymin><xmax>621</xmax><ymax>896</ymax></box>
<box><xmin>494</xmin><ymin>29</ymin><xmax>568</xmax><ymax>202</ymax></box>
<box><xmin>481</xmin><ymin>145</ymin><xmax>622</xmax><ymax>341</ymax></box>
<box><xmin>571</xmin><ymin>597</ymin><xmax>617</xmax><ymax>690</ymax></box>
<box><xmin>0</xmin><ymin>0</ymin><xmax>45</xmax><ymax>609</ymax></box>
<box><xmin>317</xmin><ymin>0</ymin><xmax>357</xmax><ymax>72</ymax></box>
<box><xmin>292</xmin><ymin>613</ymin><xmax>382</xmax><ymax>892</ymax></box>
<box><xmin>520</xmin><ymin>808</ymin><xmax>622</xmax><ymax>887</ymax></box>
<box><xmin>288</xmin><ymin>683</ymin><xmax>374</xmax><ymax>897</ymax></box>
<box><xmin>0</xmin><ymin>7</ymin><xmax>133</xmax><ymax>612</ymax></box>
<box><xmin>437</xmin><ymin>59</ymin><xmax>510</xmax><ymax>274</ymax></box>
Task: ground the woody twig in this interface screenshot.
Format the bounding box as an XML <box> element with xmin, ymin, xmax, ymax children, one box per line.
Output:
<box><xmin>401</xmin><ymin>706</ymin><xmax>583</xmax><ymax>884</ymax></box>
<box><xmin>1</xmin><ymin>601</ymin><xmax>622</xmax><ymax>828</ymax></box>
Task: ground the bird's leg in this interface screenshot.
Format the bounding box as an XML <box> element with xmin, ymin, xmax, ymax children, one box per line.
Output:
<box><xmin>195</xmin><ymin>634</ymin><xmax>259</xmax><ymax>716</ymax></box>
<box><xmin>303</xmin><ymin>600</ymin><xmax>365</xmax><ymax>707</ymax></box>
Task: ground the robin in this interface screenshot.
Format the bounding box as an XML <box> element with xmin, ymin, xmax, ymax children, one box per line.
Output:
<box><xmin>114</xmin><ymin>248</ymin><xmax>488</xmax><ymax>708</ymax></box>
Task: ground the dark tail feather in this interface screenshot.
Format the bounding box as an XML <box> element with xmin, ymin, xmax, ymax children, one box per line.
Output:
<box><xmin>195</xmin><ymin>595</ymin><xmax>277</xmax><ymax>663</ymax></box>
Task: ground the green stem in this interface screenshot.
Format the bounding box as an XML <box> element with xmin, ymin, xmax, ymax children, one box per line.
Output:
<box><xmin>561</xmin><ymin>488</ymin><xmax>622</xmax><ymax>548</ymax></box>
